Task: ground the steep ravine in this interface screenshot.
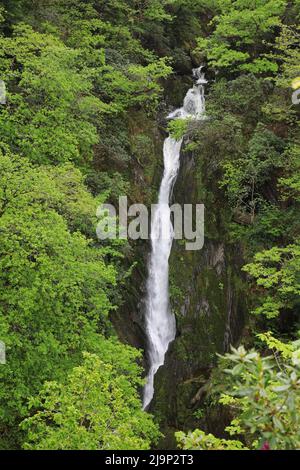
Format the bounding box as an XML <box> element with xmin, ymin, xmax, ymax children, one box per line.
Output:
<box><xmin>111</xmin><ymin>75</ymin><xmax>247</xmax><ymax>447</ymax></box>
<box><xmin>151</xmin><ymin>138</ymin><xmax>247</xmax><ymax>447</ymax></box>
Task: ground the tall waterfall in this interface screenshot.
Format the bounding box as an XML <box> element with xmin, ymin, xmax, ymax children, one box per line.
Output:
<box><xmin>143</xmin><ymin>67</ymin><xmax>206</xmax><ymax>409</ymax></box>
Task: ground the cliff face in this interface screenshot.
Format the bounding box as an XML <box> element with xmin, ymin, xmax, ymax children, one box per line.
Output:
<box><xmin>111</xmin><ymin>77</ymin><xmax>247</xmax><ymax>446</ymax></box>
<box><xmin>150</xmin><ymin>144</ymin><xmax>247</xmax><ymax>446</ymax></box>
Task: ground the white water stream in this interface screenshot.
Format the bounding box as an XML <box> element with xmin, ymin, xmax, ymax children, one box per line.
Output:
<box><xmin>143</xmin><ymin>67</ymin><xmax>206</xmax><ymax>409</ymax></box>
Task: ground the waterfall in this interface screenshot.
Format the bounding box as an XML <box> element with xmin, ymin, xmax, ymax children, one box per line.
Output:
<box><xmin>143</xmin><ymin>67</ymin><xmax>206</xmax><ymax>409</ymax></box>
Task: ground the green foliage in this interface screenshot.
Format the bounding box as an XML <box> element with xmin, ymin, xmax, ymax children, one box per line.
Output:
<box><xmin>279</xmin><ymin>141</ymin><xmax>300</xmax><ymax>201</ymax></box>
<box><xmin>218</xmin><ymin>345</ymin><xmax>300</xmax><ymax>449</ymax></box>
<box><xmin>100</xmin><ymin>58</ymin><xmax>172</xmax><ymax>112</ymax></box>
<box><xmin>220</xmin><ymin>124</ymin><xmax>285</xmax><ymax>218</ymax></box>
<box><xmin>196</xmin><ymin>0</ymin><xmax>287</xmax><ymax>73</ymax></box>
<box><xmin>190</xmin><ymin>19</ymin><xmax>299</xmax><ymax>251</ymax></box>
<box><xmin>0</xmin><ymin>7</ymin><xmax>172</xmax><ymax>166</ymax></box>
<box><xmin>167</xmin><ymin>118</ymin><xmax>188</xmax><ymax>140</ymax></box>
<box><xmin>272</xmin><ymin>25</ymin><xmax>300</xmax><ymax>89</ymax></box>
<box><xmin>175</xmin><ymin>6</ymin><xmax>300</xmax><ymax>447</ymax></box>
<box><xmin>21</xmin><ymin>351</ymin><xmax>160</xmax><ymax>450</ymax></box>
<box><xmin>256</xmin><ymin>331</ymin><xmax>295</xmax><ymax>358</ymax></box>
<box><xmin>0</xmin><ymin>150</ymin><xmax>122</xmax><ymax>446</ymax></box>
<box><xmin>138</xmin><ymin>0</ymin><xmax>174</xmax><ymax>22</ymax></box>
<box><xmin>207</xmin><ymin>75</ymin><xmax>270</xmax><ymax>124</ymax></box>
<box><xmin>0</xmin><ymin>24</ymin><xmax>103</xmax><ymax>165</ymax></box>
<box><xmin>243</xmin><ymin>242</ymin><xmax>300</xmax><ymax>318</ymax></box>
<box><xmin>0</xmin><ymin>0</ymin><xmax>177</xmax><ymax>450</ymax></box>
<box><xmin>0</xmin><ymin>21</ymin><xmax>171</xmax><ymax>164</ymax></box>
<box><xmin>181</xmin><ymin>343</ymin><xmax>300</xmax><ymax>450</ymax></box>
<box><xmin>176</xmin><ymin>429</ymin><xmax>247</xmax><ymax>450</ymax></box>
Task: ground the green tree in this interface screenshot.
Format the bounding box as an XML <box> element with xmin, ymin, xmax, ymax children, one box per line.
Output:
<box><xmin>243</xmin><ymin>242</ymin><xmax>300</xmax><ymax>318</ymax></box>
<box><xmin>177</xmin><ymin>341</ymin><xmax>300</xmax><ymax>450</ymax></box>
<box><xmin>0</xmin><ymin>14</ymin><xmax>172</xmax><ymax>166</ymax></box>
<box><xmin>196</xmin><ymin>0</ymin><xmax>287</xmax><ymax>73</ymax></box>
<box><xmin>21</xmin><ymin>351</ymin><xmax>160</xmax><ymax>450</ymax></box>
<box><xmin>0</xmin><ymin>151</ymin><xmax>120</xmax><ymax>447</ymax></box>
<box><xmin>176</xmin><ymin>429</ymin><xmax>247</xmax><ymax>450</ymax></box>
<box><xmin>220</xmin><ymin>124</ymin><xmax>285</xmax><ymax>221</ymax></box>
<box><xmin>0</xmin><ymin>24</ymin><xmax>102</xmax><ymax>165</ymax></box>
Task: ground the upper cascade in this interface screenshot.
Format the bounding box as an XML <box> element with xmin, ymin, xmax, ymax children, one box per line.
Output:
<box><xmin>167</xmin><ymin>66</ymin><xmax>206</xmax><ymax>120</ymax></box>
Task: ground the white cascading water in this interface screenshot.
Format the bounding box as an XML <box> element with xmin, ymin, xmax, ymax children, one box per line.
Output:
<box><xmin>143</xmin><ymin>66</ymin><xmax>207</xmax><ymax>409</ymax></box>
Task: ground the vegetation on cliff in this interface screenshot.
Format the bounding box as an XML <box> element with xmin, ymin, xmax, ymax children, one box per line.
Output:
<box><xmin>174</xmin><ymin>0</ymin><xmax>300</xmax><ymax>450</ymax></box>
<box><xmin>0</xmin><ymin>0</ymin><xmax>172</xmax><ymax>449</ymax></box>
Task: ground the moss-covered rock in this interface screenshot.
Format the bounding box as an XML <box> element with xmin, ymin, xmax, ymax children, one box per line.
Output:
<box><xmin>150</xmin><ymin>140</ymin><xmax>247</xmax><ymax>448</ymax></box>
<box><xmin>111</xmin><ymin>78</ymin><xmax>248</xmax><ymax>449</ymax></box>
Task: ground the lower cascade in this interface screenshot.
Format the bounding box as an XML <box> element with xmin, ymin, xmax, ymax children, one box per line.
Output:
<box><xmin>143</xmin><ymin>66</ymin><xmax>206</xmax><ymax>409</ymax></box>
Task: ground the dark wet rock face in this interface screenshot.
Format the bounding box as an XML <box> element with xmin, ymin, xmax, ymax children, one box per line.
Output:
<box><xmin>149</xmin><ymin>144</ymin><xmax>247</xmax><ymax>447</ymax></box>
<box><xmin>111</xmin><ymin>78</ymin><xmax>247</xmax><ymax>448</ymax></box>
